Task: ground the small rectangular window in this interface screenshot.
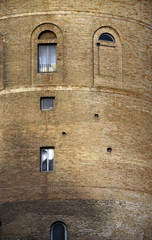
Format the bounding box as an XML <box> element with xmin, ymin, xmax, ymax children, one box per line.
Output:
<box><xmin>40</xmin><ymin>97</ymin><xmax>55</xmax><ymax>110</ymax></box>
<box><xmin>40</xmin><ymin>147</ymin><xmax>54</xmax><ymax>172</ymax></box>
<box><xmin>38</xmin><ymin>44</ymin><xmax>57</xmax><ymax>73</ymax></box>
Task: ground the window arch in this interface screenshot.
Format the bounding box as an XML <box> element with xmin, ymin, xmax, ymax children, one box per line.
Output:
<box><xmin>93</xmin><ymin>26</ymin><xmax>122</xmax><ymax>88</ymax></box>
<box><xmin>38</xmin><ymin>31</ymin><xmax>57</xmax><ymax>40</ymax></box>
<box><xmin>31</xmin><ymin>23</ymin><xmax>63</xmax><ymax>86</ymax></box>
<box><xmin>50</xmin><ymin>222</ymin><xmax>67</xmax><ymax>240</ymax></box>
<box><xmin>98</xmin><ymin>33</ymin><xmax>115</xmax><ymax>42</ymax></box>
<box><xmin>38</xmin><ymin>30</ymin><xmax>57</xmax><ymax>73</ymax></box>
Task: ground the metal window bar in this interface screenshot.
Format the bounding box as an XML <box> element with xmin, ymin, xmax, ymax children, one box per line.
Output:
<box><xmin>39</xmin><ymin>64</ymin><xmax>57</xmax><ymax>73</ymax></box>
<box><xmin>40</xmin><ymin>97</ymin><xmax>54</xmax><ymax>110</ymax></box>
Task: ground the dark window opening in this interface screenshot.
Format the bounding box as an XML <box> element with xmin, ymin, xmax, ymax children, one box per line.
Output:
<box><xmin>51</xmin><ymin>222</ymin><xmax>67</xmax><ymax>240</ymax></box>
<box><xmin>99</xmin><ymin>33</ymin><xmax>115</xmax><ymax>42</ymax></box>
<box><xmin>40</xmin><ymin>97</ymin><xmax>55</xmax><ymax>110</ymax></box>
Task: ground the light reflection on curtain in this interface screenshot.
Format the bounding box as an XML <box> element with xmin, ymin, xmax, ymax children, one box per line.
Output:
<box><xmin>39</xmin><ymin>44</ymin><xmax>57</xmax><ymax>72</ymax></box>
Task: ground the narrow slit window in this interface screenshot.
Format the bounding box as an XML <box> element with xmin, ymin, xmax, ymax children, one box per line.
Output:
<box><xmin>38</xmin><ymin>44</ymin><xmax>57</xmax><ymax>73</ymax></box>
<box><xmin>40</xmin><ymin>97</ymin><xmax>55</xmax><ymax>110</ymax></box>
<box><xmin>40</xmin><ymin>147</ymin><xmax>54</xmax><ymax>172</ymax></box>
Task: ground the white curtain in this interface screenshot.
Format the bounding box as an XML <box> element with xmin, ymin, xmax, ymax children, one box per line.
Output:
<box><xmin>39</xmin><ymin>45</ymin><xmax>57</xmax><ymax>72</ymax></box>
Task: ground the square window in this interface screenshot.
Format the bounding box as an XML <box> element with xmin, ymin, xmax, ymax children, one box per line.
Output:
<box><xmin>38</xmin><ymin>44</ymin><xmax>57</xmax><ymax>73</ymax></box>
<box><xmin>40</xmin><ymin>147</ymin><xmax>54</xmax><ymax>172</ymax></box>
<box><xmin>40</xmin><ymin>97</ymin><xmax>55</xmax><ymax>110</ymax></box>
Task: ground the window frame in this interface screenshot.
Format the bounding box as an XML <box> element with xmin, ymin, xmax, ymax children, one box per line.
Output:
<box><xmin>38</xmin><ymin>41</ymin><xmax>57</xmax><ymax>73</ymax></box>
<box><xmin>98</xmin><ymin>32</ymin><xmax>115</xmax><ymax>42</ymax></box>
<box><xmin>40</xmin><ymin>147</ymin><xmax>55</xmax><ymax>172</ymax></box>
<box><xmin>40</xmin><ymin>97</ymin><xmax>55</xmax><ymax>111</ymax></box>
<box><xmin>50</xmin><ymin>221</ymin><xmax>67</xmax><ymax>240</ymax></box>
<box><xmin>31</xmin><ymin>23</ymin><xmax>64</xmax><ymax>86</ymax></box>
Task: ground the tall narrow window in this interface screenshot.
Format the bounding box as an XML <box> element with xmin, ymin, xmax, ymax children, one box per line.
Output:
<box><xmin>40</xmin><ymin>147</ymin><xmax>54</xmax><ymax>172</ymax></box>
<box><xmin>31</xmin><ymin>23</ymin><xmax>64</xmax><ymax>86</ymax></box>
<box><xmin>39</xmin><ymin>44</ymin><xmax>57</xmax><ymax>72</ymax></box>
<box><xmin>50</xmin><ymin>222</ymin><xmax>67</xmax><ymax>240</ymax></box>
<box><xmin>38</xmin><ymin>31</ymin><xmax>57</xmax><ymax>73</ymax></box>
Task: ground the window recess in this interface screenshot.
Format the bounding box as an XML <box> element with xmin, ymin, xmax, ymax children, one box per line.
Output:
<box><xmin>50</xmin><ymin>222</ymin><xmax>67</xmax><ymax>240</ymax></box>
<box><xmin>40</xmin><ymin>147</ymin><xmax>54</xmax><ymax>172</ymax></box>
<box><xmin>93</xmin><ymin>27</ymin><xmax>122</xmax><ymax>88</ymax></box>
<box><xmin>38</xmin><ymin>44</ymin><xmax>57</xmax><ymax>73</ymax></box>
<box><xmin>98</xmin><ymin>33</ymin><xmax>115</xmax><ymax>42</ymax></box>
<box><xmin>31</xmin><ymin>23</ymin><xmax>64</xmax><ymax>86</ymax></box>
<box><xmin>40</xmin><ymin>97</ymin><xmax>55</xmax><ymax>110</ymax></box>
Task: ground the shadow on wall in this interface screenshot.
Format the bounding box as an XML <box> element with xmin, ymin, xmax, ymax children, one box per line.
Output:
<box><xmin>0</xmin><ymin>199</ymin><xmax>152</xmax><ymax>240</ymax></box>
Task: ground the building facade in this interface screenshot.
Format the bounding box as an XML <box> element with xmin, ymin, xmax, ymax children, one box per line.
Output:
<box><xmin>0</xmin><ymin>0</ymin><xmax>152</xmax><ymax>239</ymax></box>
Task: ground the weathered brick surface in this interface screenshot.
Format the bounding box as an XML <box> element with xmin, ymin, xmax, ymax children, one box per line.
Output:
<box><xmin>0</xmin><ymin>0</ymin><xmax>152</xmax><ymax>239</ymax></box>
<box><xmin>0</xmin><ymin>200</ymin><xmax>152</xmax><ymax>240</ymax></box>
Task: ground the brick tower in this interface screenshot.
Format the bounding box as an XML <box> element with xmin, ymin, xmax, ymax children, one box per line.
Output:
<box><xmin>0</xmin><ymin>1</ymin><xmax>152</xmax><ymax>239</ymax></box>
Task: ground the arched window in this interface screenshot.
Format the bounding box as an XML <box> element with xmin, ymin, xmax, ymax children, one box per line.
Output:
<box><xmin>31</xmin><ymin>23</ymin><xmax>63</xmax><ymax>86</ymax></box>
<box><xmin>38</xmin><ymin>31</ymin><xmax>57</xmax><ymax>73</ymax></box>
<box><xmin>93</xmin><ymin>27</ymin><xmax>122</xmax><ymax>88</ymax></box>
<box><xmin>50</xmin><ymin>222</ymin><xmax>67</xmax><ymax>240</ymax></box>
<box><xmin>98</xmin><ymin>33</ymin><xmax>115</xmax><ymax>42</ymax></box>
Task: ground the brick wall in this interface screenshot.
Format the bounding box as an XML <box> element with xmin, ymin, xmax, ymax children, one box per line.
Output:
<box><xmin>0</xmin><ymin>0</ymin><xmax>152</xmax><ymax>239</ymax></box>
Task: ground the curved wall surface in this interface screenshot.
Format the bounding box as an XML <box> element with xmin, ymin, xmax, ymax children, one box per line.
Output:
<box><xmin>0</xmin><ymin>1</ymin><xmax>152</xmax><ymax>239</ymax></box>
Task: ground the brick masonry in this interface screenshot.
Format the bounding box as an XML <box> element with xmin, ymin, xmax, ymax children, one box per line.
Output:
<box><xmin>0</xmin><ymin>0</ymin><xmax>152</xmax><ymax>239</ymax></box>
